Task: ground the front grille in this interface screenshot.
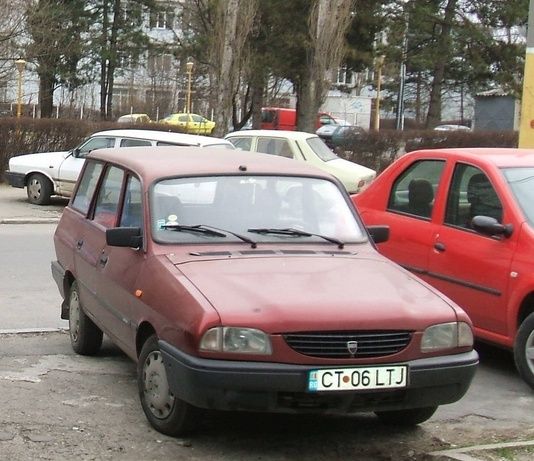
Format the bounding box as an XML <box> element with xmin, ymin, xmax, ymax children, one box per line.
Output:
<box><xmin>283</xmin><ymin>331</ymin><xmax>412</xmax><ymax>358</ymax></box>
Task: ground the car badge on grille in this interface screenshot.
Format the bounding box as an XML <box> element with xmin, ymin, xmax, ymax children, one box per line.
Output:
<box><xmin>347</xmin><ymin>340</ymin><xmax>358</xmax><ymax>356</ymax></box>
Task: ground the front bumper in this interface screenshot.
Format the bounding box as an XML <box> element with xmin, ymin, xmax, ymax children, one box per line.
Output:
<box><xmin>160</xmin><ymin>341</ymin><xmax>478</xmax><ymax>414</ymax></box>
<box><xmin>4</xmin><ymin>171</ymin><xmax>25</xmax><ymax>188</ymax></box>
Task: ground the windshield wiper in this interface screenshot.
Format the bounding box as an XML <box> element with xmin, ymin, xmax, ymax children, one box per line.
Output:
<box><xmin>162</xmin><ymin>224</ymin><xmax>257</xmax><ymax>248</ymax></box>
<box><xmin>247</xmin><ymin>227</ymin><xmax>344</xmax><ymax>249</ymax></box>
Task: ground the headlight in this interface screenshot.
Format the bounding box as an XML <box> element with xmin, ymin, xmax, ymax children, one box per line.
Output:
<box><xmin>199</xmin><ymin>327</ymin><xmax>272</xmax><ymax>355</ymax></box>
<box><xmin>421</xmin><ymin>322</ymin><xmax>473</xmax><ymax>352</ymax></box>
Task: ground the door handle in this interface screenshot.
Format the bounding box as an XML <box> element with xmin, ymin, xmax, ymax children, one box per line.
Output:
<box><xmin>434</xmin><ymin>242</ymin><xmax>446</xmax><ymax>252</ymax></box>
<box><xmin>76</xmin><ymin>239</ymin><xmax>83</xmax><ymax>249</ymax></box>
<box><xmin>99</xmin><ymin>254</ymin><xmax>108</xmax><ymax>267</ymax></box>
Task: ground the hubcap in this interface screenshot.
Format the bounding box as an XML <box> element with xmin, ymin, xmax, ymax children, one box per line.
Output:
<box><xmin>69</xmin><ymin>289</ymin><xmax>80</xmax><ymax>343</ymax></box>
<box><xmin>143</xmin><ymin>350</ymin><xmax>174</xmax><ymax>419</ymax></box>
<box><xmin>526</xmin><ymin>329</ymin><xmax>534</xmax><ymax>375</ymax></box>
<box><xmin>28</xmin><ymin>179</ymin><xmax>41</xmax><ymax>200</ymax></box>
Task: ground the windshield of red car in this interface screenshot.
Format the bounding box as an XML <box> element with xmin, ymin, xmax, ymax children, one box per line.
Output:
<box><xmin>151</xmin><ymin>175</ymin><xmax>364</xmax><ymax>244</ymax></box>
<box><xmin>503</xmin><ymin>167</ymin><xmax>534</xmax><ymax>225</ymax></box>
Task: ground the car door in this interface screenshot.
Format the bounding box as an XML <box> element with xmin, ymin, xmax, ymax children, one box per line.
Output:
<box><xmin>57</xmin><ymin>136</ymin><xmax>116</xmax><ymax>196</ymax></box>
<box><xmin>375</xmin><ymin>159</ymin><xmax>447</xmax><ymax>274</ymax></box>
<box><xmin>426</xmin><ymin>163</ymin><xmax>516</xmax><ymax>338</ymax></box>
<box><xmin>95</xmin><ymin>174</ymin><xmax>146</xmax><ymax>357</ymax></box>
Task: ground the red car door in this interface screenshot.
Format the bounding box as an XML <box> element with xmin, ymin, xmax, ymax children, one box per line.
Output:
<box><xmin>426</xmin><ymin>162</ymin><xmax>516</xmax><ymax>340</ymax></box>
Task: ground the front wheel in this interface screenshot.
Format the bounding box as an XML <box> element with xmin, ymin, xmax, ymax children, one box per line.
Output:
<box><xmin>514</xmin><ymin>312</ymin><xmax>534</xmax><ymax>389</ymax></box>
<box><xmin>138</xmin><ymin>335</ymin><xmax>197</xmax><ymax>436</ymax></box>
<box><xmin>68</xmin><ymin>281</ymin><xmax>103</xmax><ymax>355</ymax></box>
<box><xmin>375</xmin><ymin>406</ymin><xmax>437</xmax><ymax>426</ymax></box>
<box><xmin>27</xmin><ymin>173</ymin><xmax>53</xmax><ymax>205</ymax></box>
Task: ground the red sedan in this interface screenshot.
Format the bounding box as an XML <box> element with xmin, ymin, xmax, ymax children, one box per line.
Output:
<box><xmin>353</xmin><ymin>148</ymin><xmax>534</xmax><ymax>389</ymax></box>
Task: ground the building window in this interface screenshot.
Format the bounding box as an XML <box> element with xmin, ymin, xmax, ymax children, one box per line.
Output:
<box><xmin>147</xmin><ymin>53</ymin><xmax>172</xmax><ymax>75</ymax></box>
<box><xmin>336</xmin><ymin>67</ymin><xmax>354</xmax><ymax>86</ymax></box>
<box><xmin>113</xmin><ymin>88</ymin><xmax>135</xmax><ymax>112</ymax></box>
<box><xmin>150</xmin><ymin>6</ymin><xmax>175</xmax><ymax>30</ymax></box>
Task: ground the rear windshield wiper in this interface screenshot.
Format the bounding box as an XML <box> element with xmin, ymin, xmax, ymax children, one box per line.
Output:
<box><xmin>162</xmin><ymin>224</ymin><xmax>257</xmax><ymax>248</ymax></box>
<box><xmin>247</xmin><ymin>227</ymin><xmax>344</xmax><ymax>249</ymax></box>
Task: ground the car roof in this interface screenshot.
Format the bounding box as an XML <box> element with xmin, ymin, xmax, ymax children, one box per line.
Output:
<box><xmin>408</xmin><ymin>148</ymin><xmax>534</xmax><ymax>168</ymax></box>
<box><xmin>225</xmin><ymin>130</ymin><xmax>318</xmax><ymax>140</ymax></box>
<box><xmin>88</xmin><ymin>146</ymin><xmax>334</xmax><ymax>184</ymax></box>
<box><xmin>91</xmin><ymin>129</ymin><xmax>231</xmax><ymax>147</ymax></box>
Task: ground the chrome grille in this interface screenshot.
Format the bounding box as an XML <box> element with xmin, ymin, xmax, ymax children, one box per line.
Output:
<box><xmin>283</xmin><ymin>331</ymin><xmax>412</xmax><ymax>358</ymax></box>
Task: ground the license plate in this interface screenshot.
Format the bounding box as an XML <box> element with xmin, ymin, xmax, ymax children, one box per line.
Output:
<box><xmin>308</xmin><ymin>365</ymin><xmax>408</xmax><ymax>392</ymax></box>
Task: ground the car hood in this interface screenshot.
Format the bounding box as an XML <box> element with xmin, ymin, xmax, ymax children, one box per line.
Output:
<box><xmin>9</xmin><ymin>150</ymin><xmax>70</xmax><ymax>170</ymax></box>
<box><xmin>170</xmin><ymin>253</ymin><xmax>457</xmax><ymax>333</ymax></box>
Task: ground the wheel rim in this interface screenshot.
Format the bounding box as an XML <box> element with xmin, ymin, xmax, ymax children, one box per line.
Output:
<box><xmin>28</xmin><ymin>178</ymin><xmax>42</xmax><ymax>201</ymax></box>
<box><xmin>526</xmin><ymin>329</ymin><xmax>534</xmax><ymax>375</ymax></box>
<box><xmin>69</xmin><ymin>289</ymin><xmax>80</xmax><ymax>343</ymax></box>
<box><xmin>143</xmin><ymin>350</ymin><xmax>175</xmax><ymax>419</ymax></box>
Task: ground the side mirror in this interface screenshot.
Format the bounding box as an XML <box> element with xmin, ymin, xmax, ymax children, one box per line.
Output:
<box><xmin>72</xmin><ymin>148</ymin><xmax>81</xmax><ymax>158</ymax></box>
<box><xmin>367</xmin><ymin>225</ymin><xmax>389</xmax><ymax>244</ymax></box>
<box><xmin>106</xmin><ymin>227</ymin><xmax>143</xmax><ymax>248</ymax></box>
<box><xmin>471</xmin><ymin>215</ymin><xmax>513</xmax><ymax>238</ymax></box>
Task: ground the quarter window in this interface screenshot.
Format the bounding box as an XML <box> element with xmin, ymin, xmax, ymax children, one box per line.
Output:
<box><xmin>445</xmin><ymin>164</ymin><xmax>502</xmax><ymax>228</ymax></box>
<box><xmin>388</xmin><ymin>160</ymin><xmax>445</xmax><ymax>219</ymax></box>
<box><xmin>120</xmin><ymin>176</ymin><xmax>143</xmax><ymax>229</ymax></box>
<box><xmin>228</xmin><ymin>137</ymin><xmax>252</xmax><ymax>151</ymax></box>
<box><xmin>93</xmin><ymin>166</ymin><xmax>125</xmax><ymax>228</ymax></box>
<box><xmin>72</xmin><ymin>161</ymin><xmax>104</xmax><ymax>214</ymax></box>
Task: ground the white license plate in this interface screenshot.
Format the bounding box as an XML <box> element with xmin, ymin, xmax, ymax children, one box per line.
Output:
<box><xmin>308</xmin><ymin>365</ymin><xmax>408</xmax><ymax>392</ymax></box>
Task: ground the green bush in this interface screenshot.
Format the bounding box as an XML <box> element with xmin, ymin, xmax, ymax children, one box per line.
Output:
<box><xmin>336</xmin><ymin>129</ymin><xmax>518</xmax><ymax>174</ymax></box>
<box><xmin>0</xmin><ymin>118</ymin><xmax>187</xmax><ymax>182</ymax></box>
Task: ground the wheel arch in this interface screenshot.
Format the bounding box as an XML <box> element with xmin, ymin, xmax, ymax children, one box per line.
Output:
<box><xmin>517</xmin><ymin>292</ymin><xmax>534</xmax><ymax>328</ymax></box>
<box><xmin>61</xmin><ymin>271</ymin><xmax>76</xmax><ymax>320</ymax></box>
<box><xmin>24</xmin><ymin>170</ymin><xmax>55</xmax><ymax>188</ymax></box>
<box><xmin>136</xmin><ymin>321</ymin><xmax>156</xmax><ymax>358</ymax></box>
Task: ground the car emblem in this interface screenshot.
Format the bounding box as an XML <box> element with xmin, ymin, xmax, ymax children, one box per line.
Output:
<box><xmin>347</xmin><ymin>340</ymin><xmax>358</xmax><ymax>356</ymax></box>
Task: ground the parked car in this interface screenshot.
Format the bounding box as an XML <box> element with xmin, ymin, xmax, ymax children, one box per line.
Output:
<box><xmin>353</xmin><ymin>147</ymin><xmax>534</xmax><ymax>389</ymax></box>
<box><xmin>433</xmin><ymin>124</ymin><xmax>471</xmax><ymax>132</ymax></box>
<box><xmin>117</xmin><ymin>113</ymin><xmax>151</xmax><ymax>124</ymax></box>
<box><xmin>261</xmin><ymin>107</ymin><xmax>339</xmax><ymax>131</ymax></box>
<box><xmin>317</xmin><ymin>124</ymin><xmax>365</xmax><ymax>150</ymax></box>
<box><xmin>224</xmin><ymin>130</ymin><xmax>376</xmax><ymax>194</ymax></box>
<box><xmin>5</xmin><ymin>129</ymin><xmax>234</xmax><ymax>205</ymax></box>
<box><xmin>160</xmin><ymin>113</ymin><xmax>215</xmax><ymax>134</ymax></box>
<box><xmin>52</xmin><ymin>146</ymin><xmax>477</xmax><ymax>436</ymax></box>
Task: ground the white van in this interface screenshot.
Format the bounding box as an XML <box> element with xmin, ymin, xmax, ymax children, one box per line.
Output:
<box><xmin>6</xmin><ymin>129</ymin><xmax>234</xmax><ymax>205</ymax></box>
<box><xmin>225</xmin><ymin>130</ymin><xmax>375</xmax><ymax>194</ymax></box>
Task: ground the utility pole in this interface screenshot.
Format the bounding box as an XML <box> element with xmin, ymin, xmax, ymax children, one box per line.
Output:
<box><xmin>519</xmin><ymin>0</ymin><xmax>534</xmax><ymax>147</ymax></box>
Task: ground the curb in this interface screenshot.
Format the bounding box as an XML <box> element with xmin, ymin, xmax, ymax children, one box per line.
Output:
<box><xmin>0</xmin><ymin>327</ymin><xmax>67</xmax><ymax>335</ymax></box>
<box><xmin>428</xmin><ymin>440</ymin><xmax>534</xmax><ymax>461</ymax></box>
<box><xmin>0</xmin><ymin>217</ymin><xmax>60</xmax><ymax>224</ymax></box>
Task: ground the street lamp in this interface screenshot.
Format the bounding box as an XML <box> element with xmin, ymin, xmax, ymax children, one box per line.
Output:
<box><xmin>15</xmin><ymin>59</ymin><xmax>26</xmax><ymax>118</ymax></box>
<box><xmin>373</xmin><ymin>55</ymin><xmax>385</xmax><ymax>131</ymax></box>
<box><xmin>185</xmin><ymin>60</ymin><xmax>194</xmax><ymax>114</ymax></box>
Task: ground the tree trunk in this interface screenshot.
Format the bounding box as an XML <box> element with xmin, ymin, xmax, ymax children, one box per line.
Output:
<box><xmin>38</xmin><ymin>71</ymin><xmax>55</xmax><ymax>118</ymax></box>
<box><xmin>426</xmin><ymin>0</ymin><xmax>457</xmax><ymax>128</ymax></box>
<box><xmin>100</xmin><ymin>0</ymin><xmax>109</xmax><ymax>119</ymax></box>
<box><xmin>106</xmin><ymin>0</ymin><xmax>121</xmax><ymax>120</ymax></box>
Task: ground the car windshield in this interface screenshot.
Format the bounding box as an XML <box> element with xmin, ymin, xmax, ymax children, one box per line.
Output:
<box><xmin>502</xmin><ymin>167</ymin><xmax>534</xmax><ymax>225</ymax></box>
<box><xmin>306</xmin><ymin>136</ymin><xmax>339</xmax><ymax>162</ymax></box>
<box><xmin>151</xmin><ymin>175</ymin><xmax>365</xmax><ymax>245</ymax></box>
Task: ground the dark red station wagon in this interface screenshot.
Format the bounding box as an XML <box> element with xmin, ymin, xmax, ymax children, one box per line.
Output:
<box><xmin>52</xmin><ymin>147</ymin><xmax>477</xmax><ymax>436</ymax></box>
<box><xmin>354</xmin><ymin>148</ymin><xmax>534</xmax><ymax>389</ymax></box>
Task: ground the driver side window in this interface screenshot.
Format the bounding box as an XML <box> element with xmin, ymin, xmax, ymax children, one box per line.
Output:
<box><xmin>77</xmin><ymin>137</ymin><xmax>115</xmax><ymax>158</ymax></box>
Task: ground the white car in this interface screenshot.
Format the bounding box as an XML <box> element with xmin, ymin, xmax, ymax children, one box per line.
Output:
<box><xmin>5</xmin><ymin>129</ymin><xmax>234</xmax><ymax>205</ymax></box>
<box><xmin>224</xmin><ymin>129</ymin><xmax>376</xmax><ymax>194</ymax></box>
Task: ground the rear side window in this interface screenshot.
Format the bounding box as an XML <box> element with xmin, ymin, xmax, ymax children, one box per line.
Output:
<box><xmin>257</xmin><ymin>137</ymin><xmax>293</xmax><ymax>158</ymax></box>
<box><xmin>388</xmin><ymin>160</ymin><xmax>445</xmax><ymax>219</ymax></box>
<box><xmin>71</xmin><ymin>161</ymin><xmax>104</xmax><ymax>214</ymax></box>
<box><xmin>93</xmin><ymin>166</ymin><xmax>125</xmax><ymax>228</ymax></box>
<box><xmin>120</xmin><ymin>138</ymin><xmax>152</xmax><ymax>147</ymax></box>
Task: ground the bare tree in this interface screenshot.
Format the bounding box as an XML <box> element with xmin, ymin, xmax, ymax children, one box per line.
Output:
<box><xmin>210</xmin><ymin>0</ymin><xmax>258</xmax><ymax>136</ymax></box>
<box><xmin>0</xmin><ymin>0</ymin><xmax>29</xmax><ymax>82</ymax></box>
<box><xmin>296</xmin><ymin>0</ymin><xmax>355</xmax><ymax>132</ymax></box>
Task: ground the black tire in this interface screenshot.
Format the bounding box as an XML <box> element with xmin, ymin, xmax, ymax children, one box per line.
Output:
<box><xmin>138</xmin><ymin>335</ymin><xmax>197</xmax><ymax>436</ymax></box>
<box><xmin>68</xmin><ymin>281</ymin><xmax>103</xmax><ymax>355</ymax></box>
<box><xmin>514</xmin><ymin>312</ymin><xmax>534</xmax><ymax>389</ymax></box>
<box><xmin>375</xmin><ymin>406</ymin><xmax>437</xmax><ymax>426</ymax></box>
<box><xmin>27</xmin><ymin>173</ymin><xmax>53</xmax><ymax>205</ymax></box>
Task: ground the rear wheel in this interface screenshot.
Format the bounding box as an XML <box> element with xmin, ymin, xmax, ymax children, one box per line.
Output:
<box><xmin>375</xmin><ymin>406</ymin><xmax>437</xmax><ymax>426</ymax></box>
<box><xmin>69</xmin><ymin>281</ymin><xmax>103</xmax><ymax>355</ymax></box>
<box><xmin>514</xmin><ymin>312</ymin><xmax>534</xmax><ymax>389</ymax></box>
<box><xmin>27</xmin><ymin>173</ymin><xmax>53</xmax><ymax>205</ymax></box>
<box><xmin>138</xmin><ymin>335</ymin><xmax>197</xmax><ymax>436</ymax></box>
